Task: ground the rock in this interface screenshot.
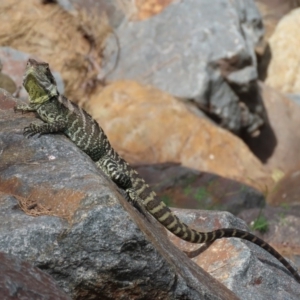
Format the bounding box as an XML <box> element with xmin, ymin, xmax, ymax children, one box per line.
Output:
<box><xmin>132</xmin><ymin>0</ymin><xmax>175</xmax><ymax>20</ymax></box>
<box><xmin>0</xmin><ymin>47</ymin><xmax>64</xmax><ymax>98</ymax></box>
<box><xmin>255</xmin><ymin>0</ymin><xmax>300</xmax><ymax>40</ymax></box>
<box><xmin>0</xmin><ymin>252</ymin><xmax>70</xmax><ymax>299</ymax></box>
<box><xmin>0</xmin><ymin>59</ymin><xmax>17</xmax><ymax>94</ymax></box>
<box><xmin>102</xmin><ymin>0</ymin><xmax>265</xmax><ymax>134</ymax></box>
<box><xmin>169</xmin><ymin>209</ymin><xmax>300</xmax><ymax>300</ymax></box>
<box><xmin>0</xmin><ymin>0</ymin><xmax>105</xmax><ymax>102</ymax></box>
<box><xmin>266</xmin><ymin>8</ymin><xmax>300</xmax><ymax>94</ymax></box>
<box><xmin>254</xmin><ymin>1</ymin><xmax>300</xmax><ymax>80</ymax></box>
<box><xmin>242</xmin><ymin>82</ymin><xmax>300</xmax><ymax>175</ymax></box>
<box><xmin>0</xmin><ymin>89</ymin><xmax>237</xmax><ymax>300</ymax></box>
<box><xmin>287</xmin><ymin>93</ymin><xmax>300</xmax><ymax>106</ymax></box>
<box><xmin>1</xmin><ymin>88</ymin><xmax>299</xmax><ymax>299</ymax></box>
<box><xmin>267</xmin><ymin>167</ymin><xmax>300</xmax><ymax>207</ymax></box>
<box><xmin>134</xmin><ymin>163</ymin><xmax>266</xmax><ymax>215</ymax></box>
<box><xmin>55</xmin><ymin>0</ymin><xmax>174</xmax><ymax>26</ymax></box>
<box><xmin>238</xmin><ymin>206</ymin><xmax>300</xmax><ymax>272</ymax></box>
<box><xmin>54</xmin><ymin>0</ymin><xmax>129</xmax><ymax>28</ymax></box>
<box><xmin>85</xmin><ymin>80</ymin><xmax>273</xmax><ymax>192</ymax></box>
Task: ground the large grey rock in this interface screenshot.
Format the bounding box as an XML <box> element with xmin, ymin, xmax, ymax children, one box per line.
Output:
<box><xmin>1</xmin><ymin>89</ymin><xmax>299</xmax><ymax>299</ymax></box>
<box><xmin>0</xmin><ymin>252</ymin><xmax>70</xmax><ymax>300</ymax></box>
<box><xmin>0</xmin><ymin>89</ymin><xmax>237</xmax><ymax>299</ymax></box>
<box><xmin>102</xmin><ymin>0</ymin><xmax>265</xmax><ymax>133</ymax></box>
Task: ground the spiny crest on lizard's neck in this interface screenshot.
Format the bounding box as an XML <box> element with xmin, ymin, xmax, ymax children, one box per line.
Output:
<box><xmin>23</xmin><ymin>58</ymin><xmax>58</xmax><ymax>105</ymax></box>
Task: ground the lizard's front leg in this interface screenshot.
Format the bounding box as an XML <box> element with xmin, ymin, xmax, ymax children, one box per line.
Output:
<box><xmin>14</xmin><ymin>103</ymin><xmax>37</xmax><ymax>113</ymax></box>
<box><xmin>23</xmin><ymin>120</ymin><xmax>67</xmax><ymax>138</ymax></box>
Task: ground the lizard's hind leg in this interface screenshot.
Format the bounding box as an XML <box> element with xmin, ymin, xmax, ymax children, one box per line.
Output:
<box><xmin>96</xmin><ymin>156</ymin><xmax>132</xmax><ymax>189</ymax></box>
<box><xmin>96</xmin><ymin>156</ymin><xmax>150</xmax><ymax>219</ymax></box>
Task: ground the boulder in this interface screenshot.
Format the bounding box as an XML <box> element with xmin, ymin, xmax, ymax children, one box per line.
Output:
<box><xmin>0</xmin><ymin>88</ymin><xmax>238</xmax><ymax>299</ymax></box>
<box><xmin>0</xmin><ymin>0</ymin><xmax>106</xmax><ymax>102</ymax></box>
<box><xmin>242</xmin><ymin>82</ymin><xmax>300</xmax><ymax>175</ymax></box>
<box><xmin>1</xmin><ymin>88</ymin><xmax>299</xmax><ymax>299</ymax></box>
<box><xmin>267</xmin><ymin>167</ymin><xmax>300</xmax><ymax>207</ymax></box>
<box><xmin>134</xmin><ymin>162</ymin><xmax>266</xmax><ymax>215</ymax></box>
<box><xmin>85</xmin><ymin>80</ymin><xmax>273</xmax><ymax>192</ymax></box>
<box><xmin>266</xmin><ymin>8</ymin><xmax>300</xmax><ymax>94</ymax></box>
<box><xmin>102</xmin><ymin>0</ymin><xmax>265</xmax><ymax>133</ymax></box>
<box><xmin>255</xmin><ymin>0</ymin><xmax>300</xmax><ymax>40</ymax></box>
<box><xmin>170</xmin><ymin>209</ymin><xmax>300</xmax><ymax>300</ymax></box>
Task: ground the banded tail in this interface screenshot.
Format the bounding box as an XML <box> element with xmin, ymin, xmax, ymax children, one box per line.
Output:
<box><xmin>140</xmin><ymin>187</ymin><xmax>300</xmax><ymax>283</ymax></box>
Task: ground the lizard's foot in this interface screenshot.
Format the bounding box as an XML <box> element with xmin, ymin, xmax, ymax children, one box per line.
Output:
<box><xmin>14</xmin><ymin>103</ymin><xmax>36</xmax><ymax>114</ymax></box>
<box><xmin>14</xmin><ymin>104</ymin><xmax>26</xmax><ymax>114</ymax></box>
<box><xmin>24</xmin><ymin>123</ymin><xmax>42</xmax><ymax>138</ymax></box>
<box><xmin>126</xmin><ymin>188</ymin><xmax>149</xmax><ymax>219</ymax></box>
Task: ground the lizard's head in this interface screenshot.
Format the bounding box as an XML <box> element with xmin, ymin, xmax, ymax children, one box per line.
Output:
<box><xmin>23</xmin><ymin>59</ymin><xmax>59</xmax><ymax>104</ymax></box>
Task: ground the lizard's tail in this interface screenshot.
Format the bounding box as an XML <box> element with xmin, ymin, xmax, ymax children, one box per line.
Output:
<box><xmin>145</xmin><ymin>199</ymin><xmax>300</xmax><ymax>283</ymax></box>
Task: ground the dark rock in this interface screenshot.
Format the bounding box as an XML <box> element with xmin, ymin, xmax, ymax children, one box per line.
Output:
<box><xmin>134</xmin><ymin>163</ymin><xmax>266</xmax><ymax>215</ymax></box>
<box><xmin>0</xmin><ymin>251</ymin><xmax>70</xmax><ymax>300</ymax></box>
<box><xmin>0</xmin><ymin>89</ymin><xmax>237</xmax><ymax>299</ymax></box>
<box><xmin>102</xmin><ymin>0</ymin><xmax>265</xmax><ymax>134</ymax></box>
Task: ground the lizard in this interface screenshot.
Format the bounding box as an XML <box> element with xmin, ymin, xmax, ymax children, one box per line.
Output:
<box><xmin>14</xmin><ymin>58</ymin><xmax>300</xmax><ymax>284</ymax></box>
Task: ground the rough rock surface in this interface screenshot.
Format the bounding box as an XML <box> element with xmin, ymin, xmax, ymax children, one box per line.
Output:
<box><xmin>0</xmin><ymin>252</ymin><xmax>70</xmax><ymax>300</ymax></box>
<box><xmin>85</xmin><ymin>80</ymin><xmax>273</xmax><ymax>192</ymax></box>
<box><xmin>0</xmin><ymin>89</ymin><xmax>238</xmax><ymax>299</ymax></box>
<box><xmin>169</xmin><ymin>209</ymin><xmax>300</xmax><ymax>300</ymax></box>
<box><xmin>134</xmin><ymin>163</ymin><xmax>266</xmax><ymax>215</ymax></box>
<box><xmin>1</xmin><ymin>87</ymin><xmax>300</xmax><ymax>299</ymax></box>
<box><xmin>266</xmin><ymin>8</ymin><xmax>300</xmax><ymax>94</ymax></box>
<box><xmin>102</xmin><ymin>0</ymin><xmax>265</xmax><ymax>133</ymax></box>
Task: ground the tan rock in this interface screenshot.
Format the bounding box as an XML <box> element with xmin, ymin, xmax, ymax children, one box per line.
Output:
<box><xmin>243</xmin><ymin>82</ymin><xmax>300</xmax><ymax>176</ymax></box>
<box><xmin>134</xmin><ymin>0</ymin><xmax>175</xmax><ymax>20</ymax></box>
<box><xmin>255</xmin><ymin>0</ymin><xmax>300</xmax><ymax>40</ymax></box>
<box><xmin>0</xmin><ymin>0</ymin><xmax>110</xmax><ymax>101</ymax></box>
<box><xmin>267</xmin><ymin>167</ymin><xmax>300</xmax><ymax>206</ymax></box>
<box><xmin>265</xmin><ymin>8</ymin><xmax>300</xmax><ymax>93</ymax></box>
<box><xmin>85</xmin><ymin>80</ymin><xmax>272</xmax><ymax>191</ymax></box>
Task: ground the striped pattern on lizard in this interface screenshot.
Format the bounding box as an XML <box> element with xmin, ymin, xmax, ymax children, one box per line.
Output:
<box><xmin>14</xmin><ymin>59</ymin><xmax>300</xmax><ymax>283</ymax></box>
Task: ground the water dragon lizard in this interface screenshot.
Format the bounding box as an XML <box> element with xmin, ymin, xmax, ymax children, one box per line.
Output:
<box><xmin>14</xmin><ymin>59</ymin><xmax>300</xmax><ymax>283</ymax></box>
